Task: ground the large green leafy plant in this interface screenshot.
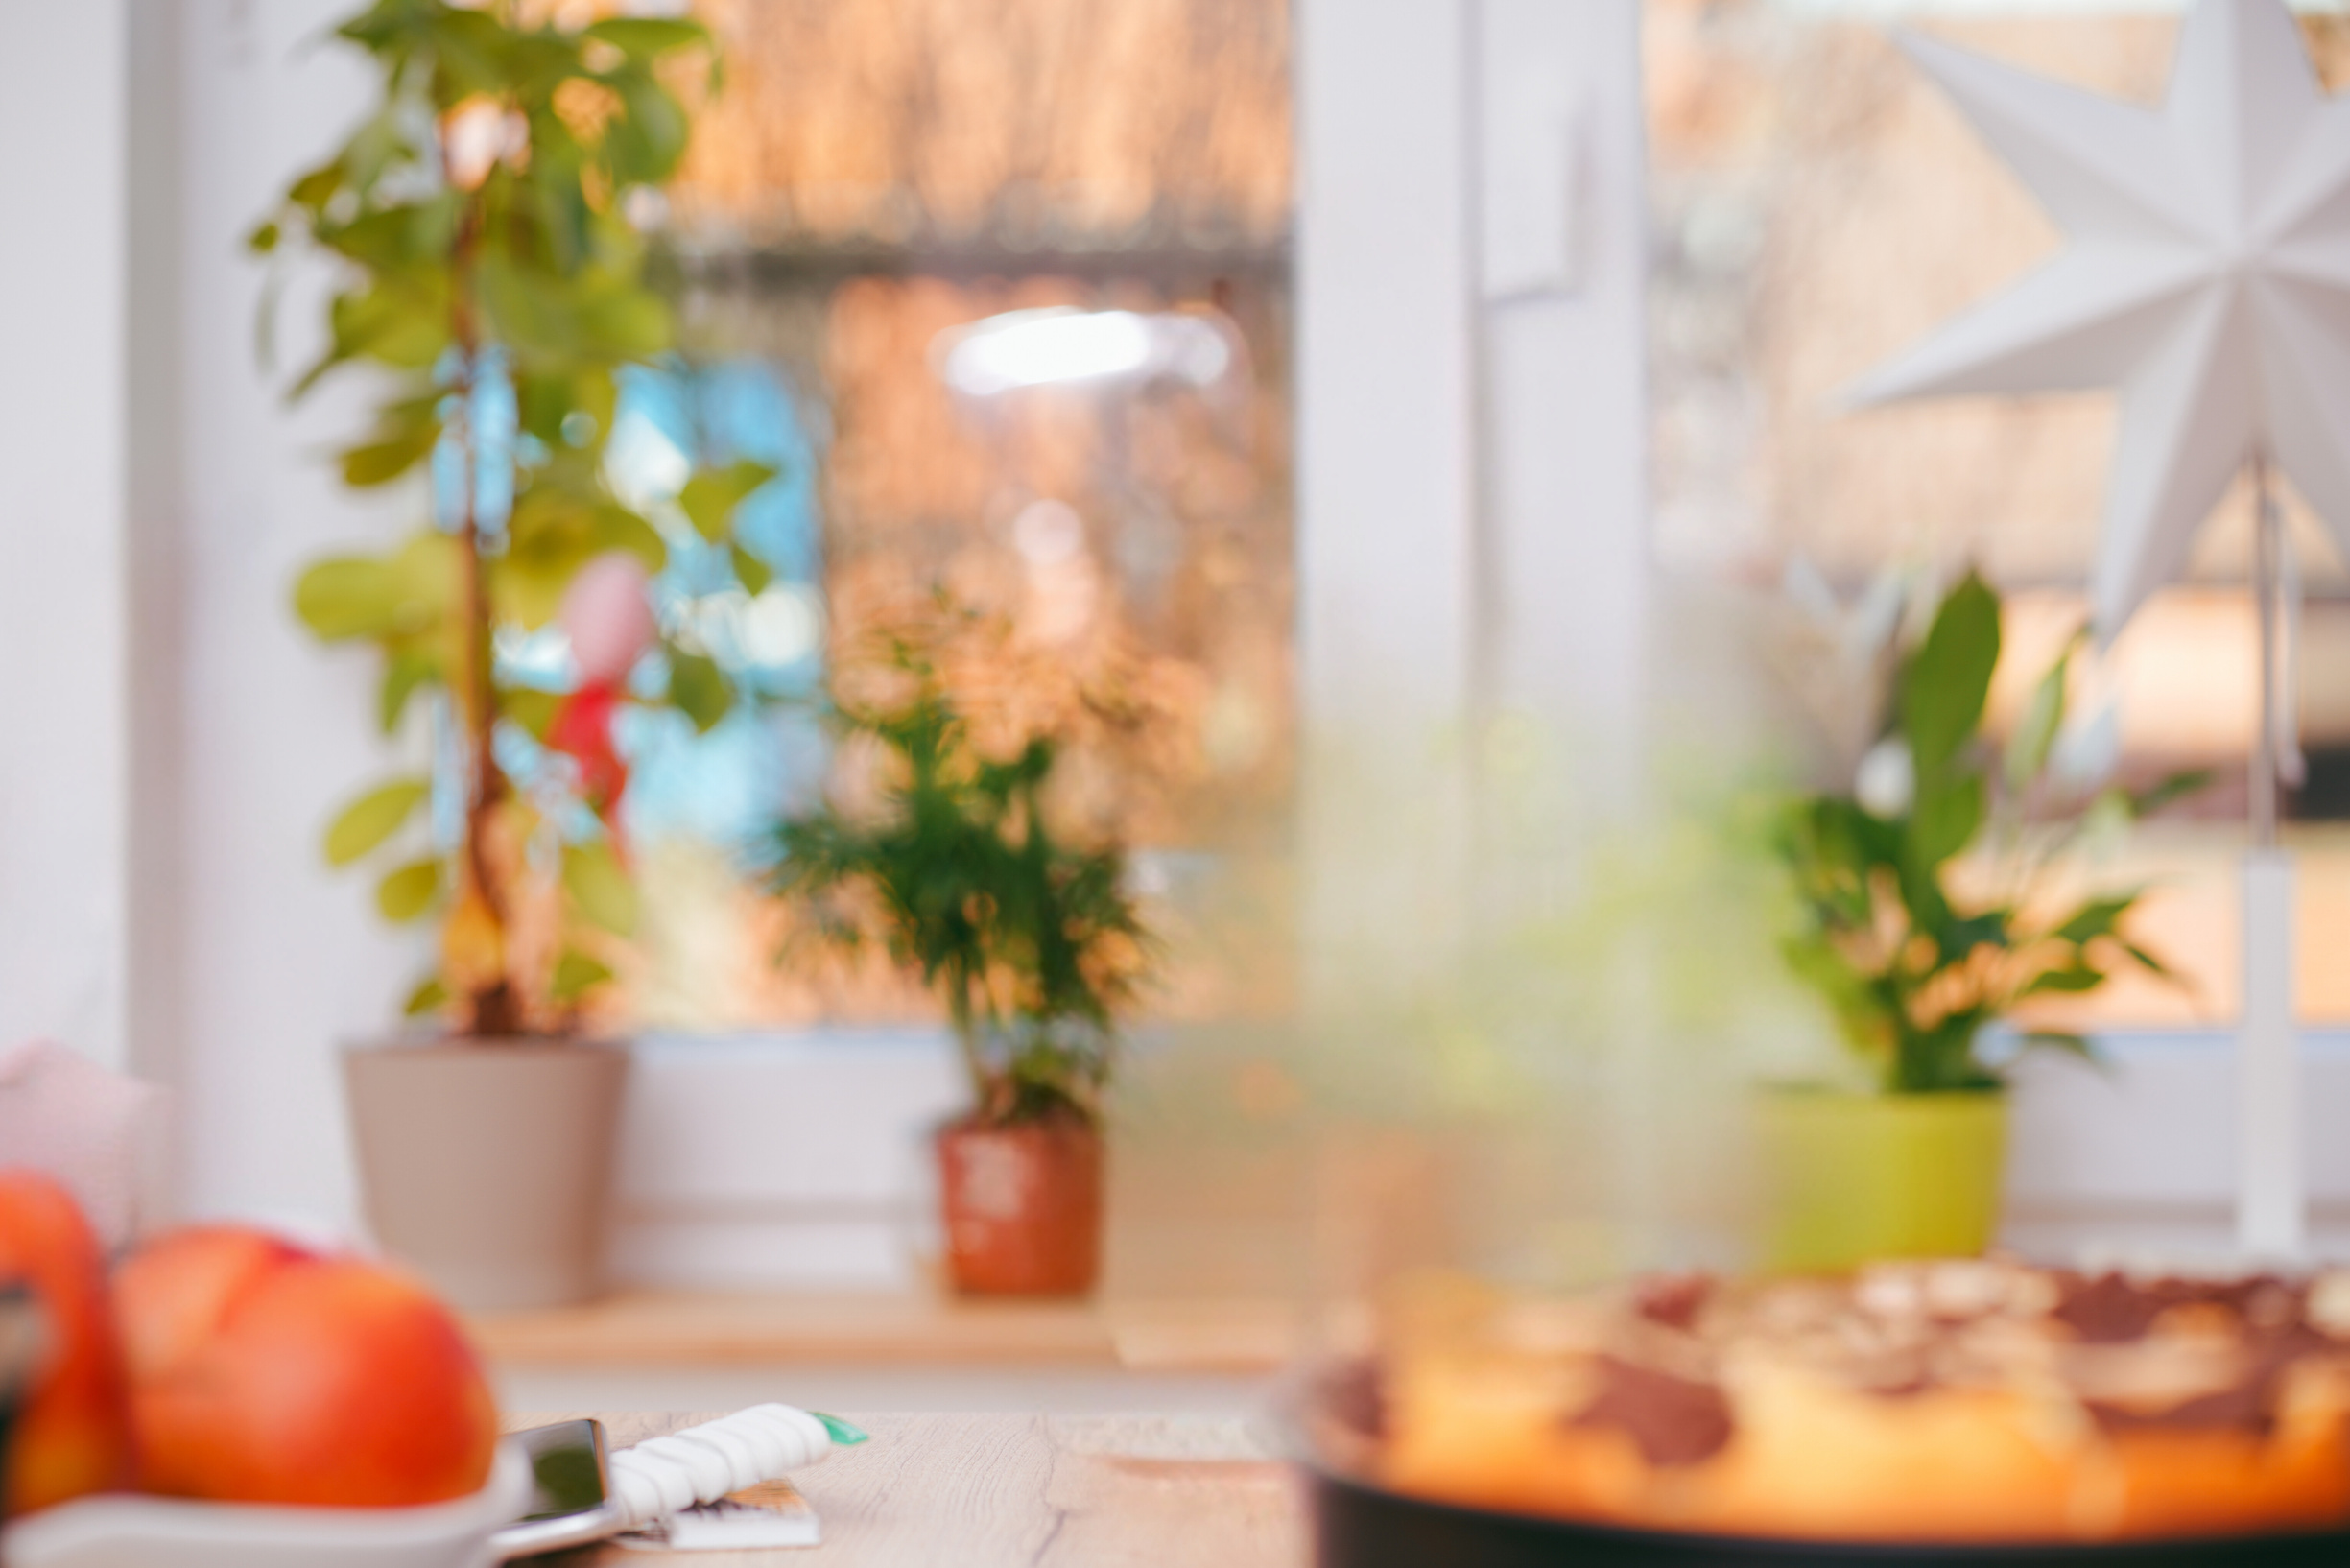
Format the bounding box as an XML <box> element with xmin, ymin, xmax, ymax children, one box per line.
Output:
<box><xmin>772</xmin><ymin>631</ymin><xmax>1154</xmax><ymax>1128</ymax></box>
<box><xmin>1776</xmin><ymin>572</ymin><xmax>2201</xmax><ymax>1093</ymax></box>
<box><xmin>256</xmin><ymin>0</ymin><xmax>777</xmax><ymax>1035</ymax></box>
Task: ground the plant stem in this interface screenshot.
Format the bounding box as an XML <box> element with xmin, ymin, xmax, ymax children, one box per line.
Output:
<box><xmin>947</xmin><ymin>969</ymin><xmax>994</xmax><ymax>1120</ymax></box>
<box><xmin>449</xmin><ymin>183</ymin><xmax>518</xmax><ymax>1038</ymax></box>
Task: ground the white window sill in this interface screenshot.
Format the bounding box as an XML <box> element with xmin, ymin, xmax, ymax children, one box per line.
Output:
<box><xmin>607</xmin><ymin>1024</ymin><xmax>2350</xmax><ymax>1291</ymax></box>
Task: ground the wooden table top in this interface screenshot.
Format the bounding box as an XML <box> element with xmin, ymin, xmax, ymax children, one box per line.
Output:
<box><xmin>508</xmin><ymin>1411</ymin><xmax>1309</xmax><ymax>1566</ymax></box>
<box><xmin>474</xmin><ymin>1293</ymin><xmax>1302</xmax><ymax>1373</ymax></box>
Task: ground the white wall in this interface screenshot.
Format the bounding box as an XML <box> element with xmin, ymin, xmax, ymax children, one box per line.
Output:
<box><xmin>0</xmin><ymin>2</ymin><xmax>131</xmax><ymax>1073</ymax></box>
<box><xmin>137</xmin><ymin>0</ymin><xmax>419</xmax><ymax>1230</ymax></box>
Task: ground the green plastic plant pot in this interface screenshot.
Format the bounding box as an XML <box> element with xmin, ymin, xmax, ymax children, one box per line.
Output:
<box><xmin>1755</xmin><ymin>1087</ymin><xmax>2009</xmax><ymax>1273</ymax></box>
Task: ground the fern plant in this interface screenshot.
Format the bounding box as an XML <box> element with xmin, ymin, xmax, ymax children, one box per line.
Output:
<box><xmin>254</xmin><ymin>0</ymin><xmax>778</xmax><ymax>1035</ymax></box>
<box><xmin>772</xmin><ymin>629</ymin><xmax>1154</xmax><ymax>1127</ymax></box>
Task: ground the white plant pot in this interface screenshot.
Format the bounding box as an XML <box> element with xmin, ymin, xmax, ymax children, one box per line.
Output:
<box><xmin>344</xmin><ymin>1038</ymin><xmax>630</xmax><ymax>1311</ymax></box>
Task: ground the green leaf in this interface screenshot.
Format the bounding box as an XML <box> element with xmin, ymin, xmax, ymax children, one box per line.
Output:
<box><xmin>583</xmin><ymin>18</ymin><xmax>711</xmax><ymax>57</ymax></box>
<box><xmin>577</xmin><ymin>283</ymin><xmax>672</xmax><ymax>359</ymax></box>
<box><xmin>500</xmin><ymin>687</ymin><xmax>559</xmax><ymax>743</ymax></box>
<box><xmin>402</xmin><ymin>975</ymin><xmax>450</xmax><ymax>1018</ymax></box>
<box><xmin>1892</xmin><ymin>850</ymin><xmax>1954</xmax><ymax>938</ymax></box>
<box><xmin>329</xmin><ymin>280</ymin><xmax>448</xmax><ymax>370</ymax></box>
<box><xmin>376</xmin><ymin>858</ymin><xmax>442</xmax><ymax>921</ymax></box>
<box><xmin>1779</xmin><ymin>933</ymin><xmax>1892</xmax><ymax>1054</ymax></box>
<box><xmin>339</xmin><ymin>107</ymin><xmax>407</xmax><ymax>193</ymax></box>
<box><xmin>2021</xmin><ymin>962</ymin><xmax>2104</xmax><ymax>997</ymax></box>
<box><xmin>537</xmin><ymin>138</ymin><xmax>598</xmax><ymax>275</ymax></box>
<box><xmin>420</xmin><ymin>9</ymin><xmax>509</xmax><ymax>99</ymax></box>
<box><xmin>508</xmin><ymin>483</ymin><xmax>598</xmax><ymax>553</ymax></box>
<box><xmin>2053</xmin><ymin>894</ymin><xmax>2137</xmax><ymax>946</ymax></box>
<box><xmin>2124</xmin><ymin>941</ymin><xmax>2175</xmax><ymax>979</ymax></box>
<box><xmin>1902</xmin><ymin>572</ymin><xmax>2002</xmax><ymax>776</ymax></box>
<box><xmin>593</xmin><ymin>504</ymin><xmax>668</xmax><ymax>573</ymax></box>
<box><xmin>732</xmin><ymin>544</ymin><xmax>773</xmax><ymax>596</ymax></box>
<box><xmin>404</xmin><ymin>192</ymin><xmax>464</xmax><ymax>258</ymax></box>
<box><xmin>667</xmin><ymin>648</ymin><xmax>729</xmax><ymax>732</ymax></box>
<box><xmin>379</xmin><ymin>652</ymin><xmax>438</xmax><ymax>734</ymax></box>
<box><xmin>563</xmin><ymin>841</ymin><xmax>639</xmax><ymax>937</ymax></box>
<box><xmin>332</xmin><ymin>206</ymin><xmax>436</xmax><ymax>271</ymax></box>
<box><xmin>340</xmin><ymin>418</ymin><xmax>442</xmax><ymax>487</ymax></box>
<box><xmin>2005</xmin><ymin>642</ymin><xmax>2070</xmax><ymax>792</ymax></box>
<box><xmin>1908</xmin><ymin>771</ymin><xmax>1984</xmax><ymax>868</ymax></box>
<box><xmin>2022</xmin><ymin>1032</ymin><xmax>2105</xmax><ymax>1071</ymax></box>
<box><xmin>551</xmin><ymin>948</ymin><xmax>615</xmax><ymax>1004</ymax></box>
<box><xmin>295</xmin><ymin>556</ymin><xmax>399</xmax><ymax>640</ymax></box>
<box><xmin>570</xmin><ymin>370</ymin><xmax>618</xmax><ymax>445</ymax></box>
<box><xmin>324</xmin><ymin>777</ymin><xmax>431</xmax><ymax>867</ymax></box>
<box><xmin>249</xmin><ymin>219</ymin><xmax>282</xmax><ymax>255</ymax></box>
<box><xmin>492</xmin><ymin>562</ymin><xmax>573</xmax><ymax>631</ymax></box>
<box><xmin>477</xmin><ymin>251</ymin><xmax>586</xmax><ymax>364</ymax></box>
<box><xmin>388</xmin><ymin>530</ymin><xmax>460</xmax><ymax>629</ymax></box>
<box><xmin>287</xmin><ymin>161</ymin><xmax>342</xmax><ymax>213</ymax></box>
<box><xmin>1936</xmin><ymin>906</ymin><xmax>2012</xmax><ymax>965</ymax></box>
<box><xmin>516</xmin><ymin>372</ymin><xmax>575</xmax><ymax>444</ymax></box>
<box><xmin>494</xmin><ymin>494</ymin><xmax>605</xmax><ymax>629</ymax></box>
<box><xmin>677</xmin><ymin>460</ymin><xmax>777</xmax><ymax>542</ymax></box>
<box><xmin>605</xmin><ymin>72</ymin><xmax>692</xmax><ymax>185</ymax></box>
<box><xmin>2131</xmin><ymin>768</ymin><xmax>2215</xmax><ymax>819</ymax></box>
<box><xmin>287</xmin><ymin>344</ymin><xmax>348</xmax><ymax>402</ymax></box>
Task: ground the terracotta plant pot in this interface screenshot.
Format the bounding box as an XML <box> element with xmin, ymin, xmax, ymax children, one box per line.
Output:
<box><xmin>936</xmin><ymin>1115</ymin><xmax>1103</xmax><ymax>1296</ymax></box>
<box><xmin>344</xmin><ymin>1038</ymin><xmax>630</xmax><ymax>1311</ymax></box>
<box><xmin>1756</xmin><ymin>1086</ymin><xmax>2008</xmax><ymax>1273</ymax></box>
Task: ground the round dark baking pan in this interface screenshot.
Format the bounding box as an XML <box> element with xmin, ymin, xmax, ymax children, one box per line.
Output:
<box><xmin>1309</xmin><ymin>1465</ymin><xmax>2350</xmax><ymax>1567</ymax></box>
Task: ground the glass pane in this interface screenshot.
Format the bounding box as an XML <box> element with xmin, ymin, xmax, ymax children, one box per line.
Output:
<box><xmin>610</xmin><ymin>0</ymin><xmax>1295</xmax><ymax>1031</ymax></box>
<box><xmin>1647</xmin><ymin>0</ymin><xmax>2350</xmax><ymax>1023</ymax></box>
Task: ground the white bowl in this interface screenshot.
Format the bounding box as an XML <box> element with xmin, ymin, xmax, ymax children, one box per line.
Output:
<box><xmin>0</xmin><ymin>1439</ymin><xmax>531</xmax><ymax>1568</ymax></box>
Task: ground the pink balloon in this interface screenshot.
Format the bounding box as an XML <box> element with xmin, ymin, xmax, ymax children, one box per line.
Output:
<box><xmin>559</xmin><ymin>553</ymin><xmax>658</xmax><ymax>685</ymax></box>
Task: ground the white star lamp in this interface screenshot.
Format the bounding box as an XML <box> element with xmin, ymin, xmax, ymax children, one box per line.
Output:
<box><xmin>1851</xmin><ymin>0</ymin><xmax>2350</xmax><ymax>1260</ymax></box>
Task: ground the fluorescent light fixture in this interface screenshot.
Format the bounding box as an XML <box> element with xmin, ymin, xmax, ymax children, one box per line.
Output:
<box><xmin>937</xmin><ymin>308</ymin><xmax>1234</xmax><ymax>397</ymax></box>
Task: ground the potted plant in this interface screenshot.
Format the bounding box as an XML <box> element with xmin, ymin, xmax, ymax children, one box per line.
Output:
<box><xmin>771</xmin><ymin>626</ymin><xmax>1154</xmax><ymax>1296</ymax></box>
<box><xmin>253</xmin><ymin>1</ymin><xmax>777</xmax><ymax>1308</ymax></box>
<box><xmin>1767</xmin><ymin>570</ymin><xmax>2200</xmax><ymax>1271</ymax></box>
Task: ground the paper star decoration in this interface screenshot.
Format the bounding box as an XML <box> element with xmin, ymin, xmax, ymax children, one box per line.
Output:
<box><xmin>1850</xmin><ymin>0</ymin><xmax>2350</xmax><ymax>640</ymax></box>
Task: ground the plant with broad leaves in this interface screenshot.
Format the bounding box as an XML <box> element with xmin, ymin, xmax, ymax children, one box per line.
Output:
<box><xmin>1775</xmin><ymin>571</ymin><xmax>2205</xmax><ymax>1094</ymax></box>
<box><xmin>257</xmin><ymin>0</ymin><xmax>779</xmax><ymax>1035</ymax></box>
<box><xmin>771</xmin><ymin>621</ymin><xmax>1155</xmax><ymax>1128</ymax></box>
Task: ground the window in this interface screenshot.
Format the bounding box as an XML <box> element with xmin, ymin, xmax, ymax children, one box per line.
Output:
<box><xmin>1647</xmin><ymin>0</ymin><xmax>2350</xmax><ymax>1024</ymax></box>
<box><xmin>611</xmin><ymin>0</ymin><xmax>1298</xmax><ymax>1030</ymax></box>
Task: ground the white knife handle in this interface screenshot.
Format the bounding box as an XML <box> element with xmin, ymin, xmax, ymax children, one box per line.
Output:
<box><xmin>606</xmin><ymin>1404</ymin><xmax>834</xmax><ymax>1527</ymax></box>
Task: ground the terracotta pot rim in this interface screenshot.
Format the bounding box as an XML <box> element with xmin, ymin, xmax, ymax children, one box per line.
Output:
<box><xmin>935</xmin><ymin>1108</ymin><xmax>1103</xmax><ymax>1138</ymax></box>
